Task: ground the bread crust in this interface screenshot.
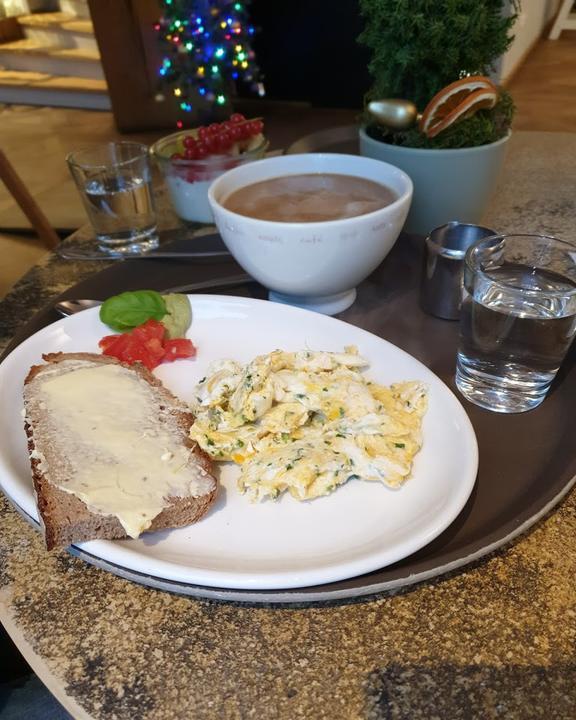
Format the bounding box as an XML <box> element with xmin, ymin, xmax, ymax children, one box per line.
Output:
<box><xmin>24</xmin><ymin>352</ymin><xmax>217</xmax><ymax>550</ymax></box>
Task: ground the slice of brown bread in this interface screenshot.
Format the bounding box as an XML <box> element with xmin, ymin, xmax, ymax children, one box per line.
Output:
<box><xmin>23</xmin><ymin>352</ymin><xmax>217</xmax><ymax>550</ymax></box>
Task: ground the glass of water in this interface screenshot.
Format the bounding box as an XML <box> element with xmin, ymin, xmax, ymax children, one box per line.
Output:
<box><xmin>67</xmin><ymin>142</ymin><xmax>158</xmax><ymax>254</ymax></box>
<box><xmin>455</xmin><ymin>233</ymin><xmax>576</xmax><ymax>413</ymax></box>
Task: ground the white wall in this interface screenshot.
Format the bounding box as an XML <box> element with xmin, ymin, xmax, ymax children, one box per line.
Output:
<box><xmin>495</xmin><ymin>0</ymin><xmax>563</xmax><ymax>82</ymax></box>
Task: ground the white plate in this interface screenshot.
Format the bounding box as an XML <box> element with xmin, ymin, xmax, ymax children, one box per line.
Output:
<box><xmin>0</xmin><ymin>295</ymin><xmax>478</xmax><ymax>590</ymax></box>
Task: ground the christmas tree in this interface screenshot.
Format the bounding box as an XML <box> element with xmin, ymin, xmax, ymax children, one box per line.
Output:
<box><xmin>155</xmin><ymin>0</ymin><xmax>264</xmax><ymax>127</ymax></box>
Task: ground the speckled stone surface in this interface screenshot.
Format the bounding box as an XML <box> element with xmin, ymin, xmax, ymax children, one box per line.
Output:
<box><xmin>1</xmin><ymin>131</ymin><xmax>575</xmax><ymax>720</ymax></box>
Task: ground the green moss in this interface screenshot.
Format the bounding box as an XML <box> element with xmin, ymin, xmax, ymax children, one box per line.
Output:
<box><xmin>364</xmin><ymin>89</ymin><xmax>515</xmax><ymax>149</ymax></box>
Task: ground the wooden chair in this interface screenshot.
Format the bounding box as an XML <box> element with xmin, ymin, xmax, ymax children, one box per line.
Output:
<box><xmin>549</xmin><ymin>0</ymin><xmax>576</xmax><ymax>39</ymax></box>
<box><xmin>0</xmin><ymin>149</ymin><xmax>60</xmax><ymax>251</ymax></box>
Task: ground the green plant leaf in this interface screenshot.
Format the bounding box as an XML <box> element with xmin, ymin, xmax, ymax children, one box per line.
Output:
<box><xmin>100</xmin><ymin>290</ymin><xmax>167</xmax><ymax>332</ymax></box>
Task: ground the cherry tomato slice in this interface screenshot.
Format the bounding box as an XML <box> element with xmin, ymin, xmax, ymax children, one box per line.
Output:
<box><xmin>99</xmin><ymin>334</ymin><xmax>124</xmax><ymax>353</ymax></box>
<box><xmin>132</xmin><ymin>319</ymin><xmax>165</xmax><ymax>342</ymax></box>
<box><xmin>144</xmin><ymin>337</ymin><xmax>166</xmax><ymax>363</ymax></box>
<box><xmin>100</xmin><ymin>320</ymin><xmax>195</xmax><ymax>370</ymax></box>
<box><xmin>163</xmin><ymin>338</ymin><xmax>197</xmax><ymax>362</ymax></box>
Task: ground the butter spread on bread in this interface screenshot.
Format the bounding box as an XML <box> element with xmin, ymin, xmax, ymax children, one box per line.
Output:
<box><xmin>24</xmin><ymin>352</ymin><xmax>217</xmax><ymax>549</ymax></box>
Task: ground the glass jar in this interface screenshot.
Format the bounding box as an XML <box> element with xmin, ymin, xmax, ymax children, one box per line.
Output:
<box><xmin>151</xmin><ymin>130</ymin><xmax>268</xmax><ymax>224</ymax></box>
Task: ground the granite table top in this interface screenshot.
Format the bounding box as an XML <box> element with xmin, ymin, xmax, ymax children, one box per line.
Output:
<box><xmin>1</xmin><ymin>131</ymin><xmax>575</xmax><ymax>720</ymax></box>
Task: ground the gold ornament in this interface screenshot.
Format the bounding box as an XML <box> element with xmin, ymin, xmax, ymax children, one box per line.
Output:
<box><xmin>367</xmin><ymin>99</ymin><xmax>420</xmax><ymax>131</ymax></box>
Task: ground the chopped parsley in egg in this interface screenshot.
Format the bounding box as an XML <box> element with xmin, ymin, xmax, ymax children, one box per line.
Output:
<box><xmin>189</xmin><ymin>347</ymin><xmax>428</xmax><ymax>502</ymax></box>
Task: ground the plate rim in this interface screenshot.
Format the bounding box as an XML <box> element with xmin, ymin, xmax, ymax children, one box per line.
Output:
<box><xmin>0</xmin><ymin>294</ymin><xmax>478</xmax><ymax>591</ymax></box>
<box><xmin>6</xmin><ymin>473</ymin><xmax>574</xmax><ymax>605</ymax></box>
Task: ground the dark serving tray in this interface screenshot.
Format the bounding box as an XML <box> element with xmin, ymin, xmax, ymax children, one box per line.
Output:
<box><xmin>2</xmin><ymin>230</ymin><xmax>575</xmax><ymax>605</ymax></box>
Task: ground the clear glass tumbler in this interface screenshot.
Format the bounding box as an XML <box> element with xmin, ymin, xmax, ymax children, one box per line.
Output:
<box><xmin>67</xmin><ymin>142</ymin><xmax>158</xmax><ymax>254</ymax></box>
<box><xmin>455</xmin><ymin>233</ymin><xmax>576</xmax><ymax>413</ymax></box>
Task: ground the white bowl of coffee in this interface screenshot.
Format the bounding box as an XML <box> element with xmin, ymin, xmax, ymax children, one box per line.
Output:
<box><xmin>208</xmin><ymin>153</ymin><xmax>413</xmax><ymax>314</ymax></box>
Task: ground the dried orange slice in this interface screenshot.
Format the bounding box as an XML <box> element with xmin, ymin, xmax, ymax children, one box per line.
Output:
<box><xmin>419</xmin><ymin>75</ymin><xmax>498</xmax><ymax>138</ymax></box>
<box><xmin>424</xmin><ymin>88</ymin><xmax>498</xmax><ymax>138</ymax></box>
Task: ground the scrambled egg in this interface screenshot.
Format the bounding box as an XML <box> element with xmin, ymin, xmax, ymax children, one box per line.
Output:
<box><xmin>189</xmin><ymin>347</ymin><xmax>427</xmax><ymax>502</ymax></box>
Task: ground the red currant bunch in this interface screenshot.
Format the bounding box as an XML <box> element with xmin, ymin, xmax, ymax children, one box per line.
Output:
<box><xmin>170</xmin><ymin>114</ymin><xmax>265</xmax><ymax>163</ymax></box>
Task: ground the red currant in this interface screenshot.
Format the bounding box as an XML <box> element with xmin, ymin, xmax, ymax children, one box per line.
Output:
<box><xmin>218</xmin><ymin>130</ymin><xmax>233</xmax><ymax>150</ymax></box>
<box><xmin>228</xmin><ymin>125</ymin><xmax>241</xmax><ymax>141</ymax></box>
<box><xmin>171</xmin><ymin>152</ymin><xmax>184</xmax><ymax>161</ymax></box>
<box><xmin>183</xmin><ymin>135</ymin><xmax>197</xmax><ymax>149</ymax></box>
<box><xmin>239</xmin><ymin>124</ymin><xmax>252</xmax><ymax>140</ymax></box>
<box><xmin>213</xmin><ymin>136</ymin><xmax>228</xmax><ymax>154</ymax></box>
<box><xmin>195</xmin><ymin>142</ymin><xmax>209</xmax><ymax>159</ymax></box>
<box><xmin>251</xmin><ymin>119</ymin><xmax>264</xmax><ymax>135</ymax></box>
<box><xmin>204</xmin><ymin>135</ymin><xmax>219</xmax><ymax>153</ymax></box>
<box><xmin>184</xmin><ymin>147</ymin><xmax>199</xmax><ymax>160</ymax></box>
<box><xmin>198</xmin><ymin>126</ymin><xmax>210</xmax><ymax>142</ymax></box>
<box><xmin>230</xmin><ymin>113</ymin><xmax>245</xmax><ymax>124</ymax></box>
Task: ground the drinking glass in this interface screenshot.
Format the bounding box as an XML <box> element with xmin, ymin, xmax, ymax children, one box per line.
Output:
<box><xmin>455</xmin><ymin>233</ymin><xmax>576</xmax><ymax>413</ymax></box>
<box><xmin>150</xmin><ymin>131</ymin><xmax>268</xmax><ymax>224</ymax></box>
<box><xmin>67</xmin><ymin>142</ymin><xmax>158</xmax><ymax>254</ymax></box>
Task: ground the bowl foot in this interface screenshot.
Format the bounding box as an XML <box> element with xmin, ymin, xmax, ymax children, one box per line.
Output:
<box><xmin>268</xmin><ymin>288</ymin><xmax>357</xmax><ymax>315</ymax></box>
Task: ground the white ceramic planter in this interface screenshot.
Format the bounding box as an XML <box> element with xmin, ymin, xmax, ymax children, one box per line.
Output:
<box><xmin>359</xmin><ymin>128</ymin><xmax>510</xmax><ymax>236</ymax></box>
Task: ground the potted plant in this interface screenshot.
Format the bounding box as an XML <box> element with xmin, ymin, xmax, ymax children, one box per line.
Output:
<box><xmin>357</xmin><ymin>0</ymin><xmax>517</xmax><ymax>235</ymax></box>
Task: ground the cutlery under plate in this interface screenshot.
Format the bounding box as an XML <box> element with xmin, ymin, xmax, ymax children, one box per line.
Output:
<box><xmin>54</xmin><ymin>273</ymin><xmax>255</xmax><ymax>316</ymax></box>
<box><xmin>57</xmin><ymin>247</ymin><xmax>232</xmax><ymax>261</ymax></box>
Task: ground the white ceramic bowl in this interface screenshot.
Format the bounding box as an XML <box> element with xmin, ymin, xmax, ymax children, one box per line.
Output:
<box><xmin>208</xmin><ymin>153</ymin><xmax>413</xmax><ymax>314</ymax></box>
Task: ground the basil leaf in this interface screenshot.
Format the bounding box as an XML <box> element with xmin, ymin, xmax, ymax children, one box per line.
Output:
<box><xmin>161</xmin><ymin>294</ymin><xmax>192</xmax><ymax>339</ymax></box>
<box><xmin>100</xmin><ymin>290</ymin><xmax>167</xmax><ymax>332</ymax></box>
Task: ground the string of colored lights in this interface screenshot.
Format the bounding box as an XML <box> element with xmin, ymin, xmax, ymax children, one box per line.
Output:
<box><xmin>155</xmin><ymin>0</ymin><xmax>264</xmax><ymax>127</ymax></box>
